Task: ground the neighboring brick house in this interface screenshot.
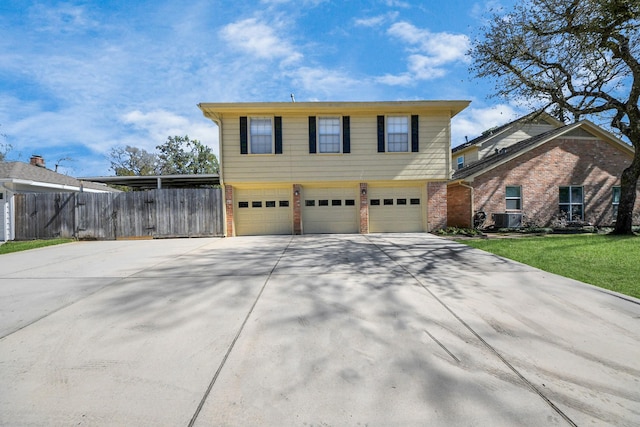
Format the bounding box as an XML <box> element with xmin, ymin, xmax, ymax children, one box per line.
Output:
<box><xmin>448</xmin><ymin>119</ymin><xmax>639</xmax><ymax>228</ymax></box>
<box><xmin>198</xmin><ymin>100</ymin><xmax>469</xmax><ymax>236</ymax></box>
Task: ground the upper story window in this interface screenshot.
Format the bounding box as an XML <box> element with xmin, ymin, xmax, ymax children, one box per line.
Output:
<box><xmin>386</xmin><ymin>116</ymin><xmax>409</xmax><ymax>152</ymax></box>
<box><xmin>377</xmin><ymin>115</ymin><xmax>418</xmax><ymax>153</ymax></box>
<box><xmin>559</xmin><ymin>186</ymin><xmax>583</xmax><ymax>220</ymax></box>
<box><xmin>240</xmin><ymin>116</ymin><xmax>282</xmax><ymax>155</ymax></box>
<box><xmin>250</xmin><ymin>117</ymin><xmax>273</xmax><ymax>154</ymax></box>
<box><xmin>505</xmin><ymin>186</ymin><xmax>522</xmax><ymax>210</ymax></box>
<box><xmin>318</xmin><ymin>117</ymin><xmax>341</xmax><ymax>153</ymax></box>
<box><xmin>308</xmin><ymin>116</ymin><xmax>350</xmax><ymax>154</ymax></box>
<box><xmin>456</xmin><ymin>155</ymin><xmax>464</xmax><ymax>170</ymax></box>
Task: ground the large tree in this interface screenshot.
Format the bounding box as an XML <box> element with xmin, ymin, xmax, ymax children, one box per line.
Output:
<box><xmin>109</xmin><ymin>136</ymin><xmax>218</xmax><ymax>177</ymax></box>
<box><xmin>108</xmin><ymin>145</ymin><xmax>159</xmax><ymax>176</ymax></box>
<box><xmin>471</xmin><ymin>0</ymin><xmax>640</xmax><ymax>234</ymax></box>
<box><xmin>156</xmin><ymin>135</ymin><xmax>218</xmax><ymax>175</ymax></box>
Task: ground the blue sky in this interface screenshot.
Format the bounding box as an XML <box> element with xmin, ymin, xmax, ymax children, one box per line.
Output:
<box><xmin>0</xmin><ymin>0</ymin><xmax>522</xmax><ymax>177</ymax></box>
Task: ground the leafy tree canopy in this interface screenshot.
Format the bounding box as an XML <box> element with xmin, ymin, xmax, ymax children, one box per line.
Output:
<box><xmin>109</xmin><ymin>136</ymin><xmax>218</xmax><ymax>177</ymax></box>
<box><xmin>156</xmin><ymin>136</ymin><xmax>219</xmax><ymax>175</ymax></box>
<box><xmin>109</xmin><ymin>145</ymin><xmax>159</xmax><ymax>176</ymax></box>
<box><xmin>471</xmin><ymin>0</ymin><xmax>640</xmax><ymax>234</ymax></box>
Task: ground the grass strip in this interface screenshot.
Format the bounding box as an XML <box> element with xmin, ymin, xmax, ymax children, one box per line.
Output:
<box><xmin>463</xmin><ymin>234</ymin><xmax>640</xmax><ymax>299</ymax></box>
<box><xmin>0</xmin><ymin>239</ymin><xmax>75</xmax><ymax>255</ymax></box>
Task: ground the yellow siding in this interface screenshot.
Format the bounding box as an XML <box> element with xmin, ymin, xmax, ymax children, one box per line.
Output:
<box><xmin>220</xmin><ymin>113</ymin><xmax>451</xmax><ymax>184</ymax></box>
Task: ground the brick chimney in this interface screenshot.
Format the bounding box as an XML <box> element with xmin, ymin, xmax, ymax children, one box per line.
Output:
<box><xmin>30</xmin><ymin>155</ymin><xmax>46</xmax><ymax>168</ymax></box>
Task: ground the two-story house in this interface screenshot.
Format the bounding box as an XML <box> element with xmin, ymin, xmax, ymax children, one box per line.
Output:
<box><xmin>199</xmin><ymin>101</ymin><xmax>469</xmax><ymax>236</ymax></box>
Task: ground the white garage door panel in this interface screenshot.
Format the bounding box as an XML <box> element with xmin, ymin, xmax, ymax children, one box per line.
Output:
<box><xmin>369</xmin><ymin>187</ymin><xmax>423</xmax><ymax>233</ymax></box>
<box><xmin>236</xmin><ymin>188</ymin><xmax>292</xmax><ymax>235</ymax></box>
<box><xmin>303</xmin><ymin>188</ymin><xmax>358</xmax><ymax>234</ymax></box>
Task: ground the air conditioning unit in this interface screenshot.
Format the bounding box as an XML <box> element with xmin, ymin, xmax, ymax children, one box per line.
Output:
<box><xmin>492</xmin><ymin>213</ymin><xmax>523</xmax><ymax>228</ymax></box>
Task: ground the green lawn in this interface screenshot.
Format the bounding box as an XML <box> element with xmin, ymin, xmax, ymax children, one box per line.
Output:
<box><xmin>463</xmin><ymin>234</ymin><xmax>640</xmax><ymax>299</ymax></box>
<box><xmin>0</xmin><ymin>239</ymin><xmax>74</xmax><ymax>255</ymax></box>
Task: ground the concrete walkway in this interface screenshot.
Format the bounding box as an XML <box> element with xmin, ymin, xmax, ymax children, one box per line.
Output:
<box><xmin>0</xmin><ymin>234</ymin><xmax>638</xmax><ymax>426</ymax></box>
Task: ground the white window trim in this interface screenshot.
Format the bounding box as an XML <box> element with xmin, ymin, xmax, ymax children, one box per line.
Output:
<box><xmin>386</xmin><ymin>115</ymin><xmax>410</xmax><ymax>153</ymax></box>
<box><xmin>249</xmin><ymin>116</ymin><xmax>275</xmax><ymax>155</ymax></box>
<box><xmin>456</xmin><ymin>155</ymin><xmax>464</xmax><ymax>170</ymax></box>
<box><xmin>317</xmin><ymin>116</ymin><xmax>342</xmax><ymax>154</ymax></box>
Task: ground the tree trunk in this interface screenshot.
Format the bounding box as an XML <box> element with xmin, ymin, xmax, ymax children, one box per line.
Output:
<box><xmin>612</xmin><ymin>155</ymin><xmax>640</xmax><ymax>235</ymax></box>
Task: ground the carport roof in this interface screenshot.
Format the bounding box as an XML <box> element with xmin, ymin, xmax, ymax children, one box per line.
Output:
<box><xmin>79</xmin><ymin>174</ymin><xmax>220</xmax><ymax>189</ymax></box>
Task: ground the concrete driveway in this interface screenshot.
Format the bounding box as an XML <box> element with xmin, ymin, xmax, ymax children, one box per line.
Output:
<box><xmin>0</xmin><ymin>234</ymin><xmax>638</xmax><ymax>426</ymax></box>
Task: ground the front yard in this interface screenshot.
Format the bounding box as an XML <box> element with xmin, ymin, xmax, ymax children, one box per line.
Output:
<box><xmin>463</xmin><ymin>234</ymin><xmax>640</xmax><ymax>299</ymax></box>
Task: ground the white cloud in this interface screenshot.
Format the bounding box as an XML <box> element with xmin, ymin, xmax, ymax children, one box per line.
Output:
<box><xmin>219</xmin><ymin>18</ymin><xmax>303</xmax><ymax>65</ymax></box>
<box><xmin>354</xmin><ymin>12</ymin><xmax>399</xmax><ymax>28</ymax></box>
<box><xmin>289</xmin><ymin>67</ymin><xmax>367</xmax><ymax>99</ymax></box>
<box><xmin>383</xmin><ymin>0</ymin><xmax>411</xmax><ymax>8</ymax></box>
<box><xmin>451</xmin><ymin>104</ymin><xmax>520</xmax><ymax>147</ymax></box>
<box><xmin>121</xmin><ymin>110</ymin><xmax>219</xmax><ymax>155</ymax></box>
<box><xmin>380</xmin><ymin>21</ymin><xmax>470</xmax><ymax>85</ymax></box>
<box><xmin>354</xmin><ymin>15</ymin><xmax>387</xmax><ymax>27</ymax></box>
<box><xmin>376</xmin><ymin>73</ymin><xmax>413</xmax><ymax>86</ymax></box>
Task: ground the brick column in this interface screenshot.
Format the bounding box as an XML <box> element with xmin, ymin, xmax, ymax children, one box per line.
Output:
<box><xmin>427</xmin><ymin>181</ymin><xmax>447</xmax><ymax>232</ymax></box>
<box><xmin>224</xmin><ymin>184</ymin><xmax>235</xmax><ymax>237</ymax></box>
<box><xmin>293</xmin><ymin>184</ymin><xmax>302</xmax><ymax>235</ymax></box>
<box><xmin>359</xmin><ymin>183</ymin><xmax>369</xmax><ymax>234</ymax></box>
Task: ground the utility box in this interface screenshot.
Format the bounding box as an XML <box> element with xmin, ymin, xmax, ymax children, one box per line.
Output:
<box><xmin>492</xmin><ymin>213</ymin><xmax>523</xmax><ymax>228</ymax></box>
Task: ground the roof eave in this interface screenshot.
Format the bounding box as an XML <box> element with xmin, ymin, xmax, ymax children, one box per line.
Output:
<box><xmin>198</xmin><ymin>100</ymin><xmax>471</xmax><ymax>117</ymax></box>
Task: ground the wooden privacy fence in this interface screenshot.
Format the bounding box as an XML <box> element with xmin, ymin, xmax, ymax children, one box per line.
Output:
<box><xmin>14</xmin><ymin>188</ymin><xmax>224</xmax><ymax>240</ymax></box>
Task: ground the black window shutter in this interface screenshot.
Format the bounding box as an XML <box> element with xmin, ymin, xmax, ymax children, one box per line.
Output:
<box><xmin>343</xmin><ymin>116</ymin><xmax>350</xmax><ymax>153</ymax></box>
<box><xmin>240</xmin><ymin>116</ymin><xmax>248</xmax><ymax>154</ymax></box>
<box><xmin>275</xmin><ymin>116</ymin><xmax>283</xmax><ymax>154</ymax></box>
<box><xmin>377</xmin><ymin>115</ymin><xmax>385</xmax><ymax>153</ymax></box>
<box><xmin>308</xmin><ymin>116</ymin><xmax>317</xmax><ymax>154</ymax></box>
<box><xmin>411</xmin><ymin>115</ymin><xmax>419</xmax><ymax>152</ymax></box>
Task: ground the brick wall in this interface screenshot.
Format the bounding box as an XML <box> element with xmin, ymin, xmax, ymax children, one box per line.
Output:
<box><xmin>224</xmin><ymin>184</ymin><xmax>234</xmax><ymax>236</ymax></box>
<box><xmin>359</xmin><ymin>183</ymin><xmax>369</xmax><ymax>234</ymax></box>
<box><xmin>470</xmin><ymin>138</ymin><xmax>639</xmax><ymax>227</ymax></box>
<box><xmin>427</xmin><ymin>181</ymin><xmax>447</xmax><ymax>231</ymax></box>
<box><xmin>293</xmin><ymin>184</ymin><xmax>302</xmax><ymax>235</ymax></box>
<box><xmin>447</xmin><ymin>183</ymin><xmax>472</xmax><ymax>228</ymax></box>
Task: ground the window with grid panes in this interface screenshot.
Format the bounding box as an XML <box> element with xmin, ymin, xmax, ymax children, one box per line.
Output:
<box><xmin>318</xmin><ymin>117</ymin><xmax>341</xmax><ymax>153</ymax></box>
<box><xmin>559</xmin><ymin>186</ymin><xmax>583</xmax><ymax>220</ymax></box>
<box><xmin>387</xmin><ymin>116</ymin><xmax>409</xmax><ymax>152</ymax></box>
<box><xmin>250</xmin><ymin>118</ymin><xmax>273</xmax><ymax>154</ymax></box>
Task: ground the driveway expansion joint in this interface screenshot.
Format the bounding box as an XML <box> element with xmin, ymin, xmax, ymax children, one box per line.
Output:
<box><xmin>364</xmin><ymin>235</ymin><xmax>578</xmax><ymax>427</ymax></box>
<box><xmin>187</xmin><ymin>236</ymin><xmax>294</xmax><ymax>427</ymax></box>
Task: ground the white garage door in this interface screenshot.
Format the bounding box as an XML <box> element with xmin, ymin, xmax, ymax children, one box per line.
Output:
<box><xmin>235</xmin><ymin>188</ymin><xmax>292</xmax><ymax>235</ymax></box>
<box><xmin>369</xmin><ymin>187</ymin><xmax>424</xmax><ymax>233</ymax></box>
<box><xmin>302</xmin><ymin>187</ymin><xmax>358</xmax><ymax>234</ymax></box>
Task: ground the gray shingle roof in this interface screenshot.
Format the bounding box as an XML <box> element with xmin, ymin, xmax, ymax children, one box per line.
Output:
<box><xmin>452</xmin><ymin>125</ymin><xmax>572</xmax><ymax>180</ymax></box>
<box><xmin>451</xmin><ymin>111</ymin><xmax>561</xmax><ymax>153</ymax></box>
<box><xmin>0</xmin><ymin>162</ymin><xmax>117</xmax><ymax>192</ymax></box>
